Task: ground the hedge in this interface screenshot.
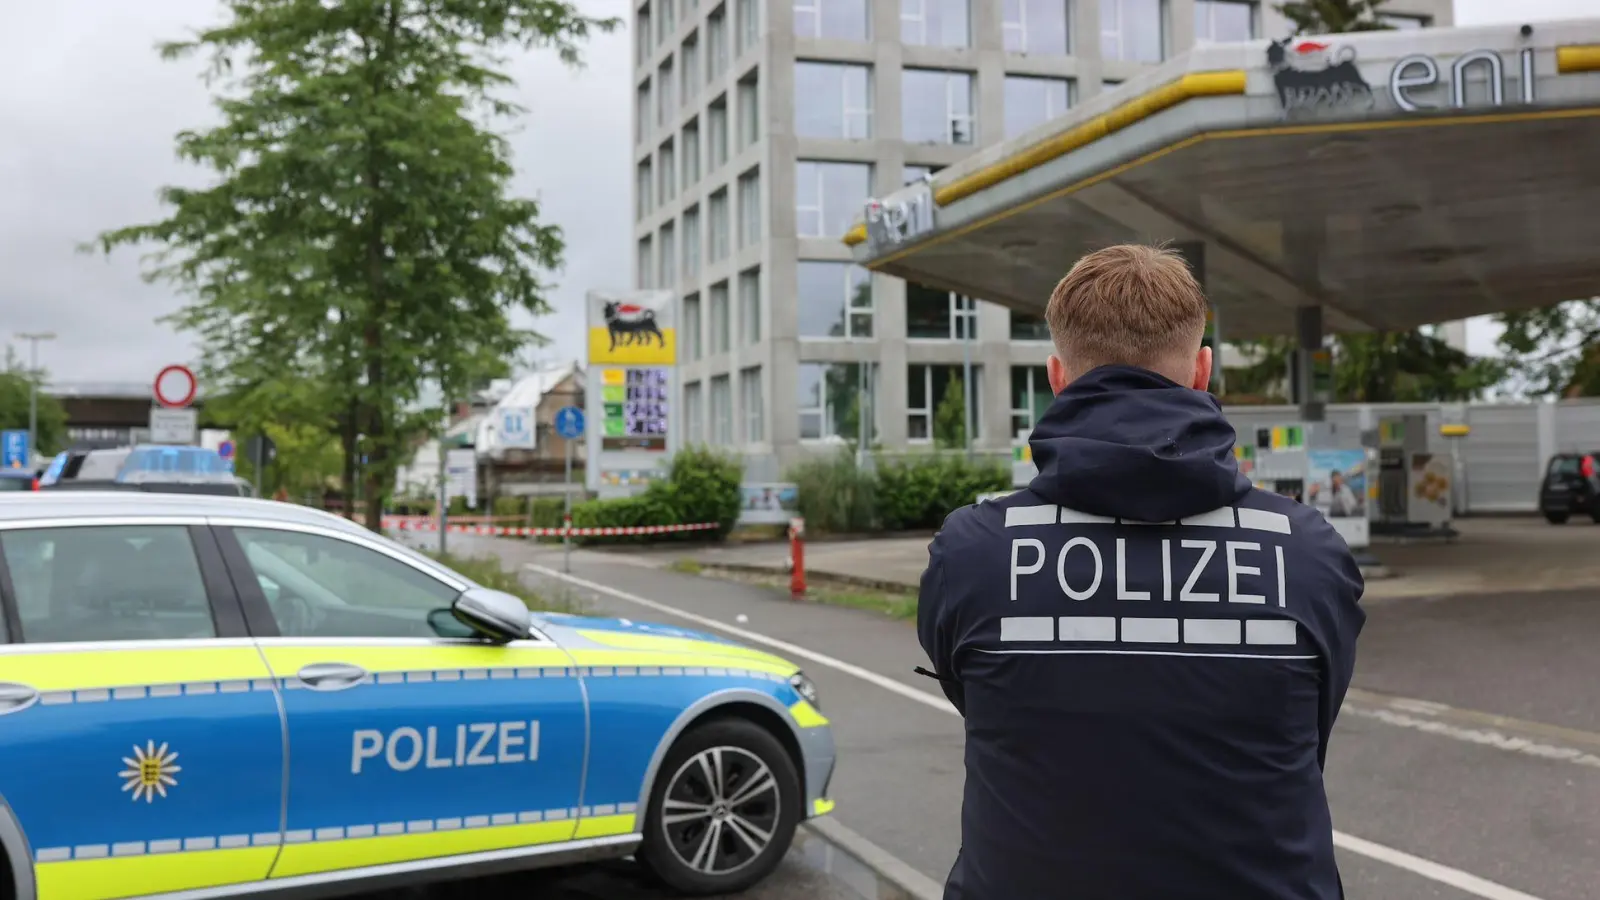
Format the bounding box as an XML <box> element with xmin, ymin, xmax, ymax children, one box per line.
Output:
<box><xmin>788</xmin><ymin>449</ymin><xmax>1009</xmax><ymax>535</ymax></box>
<box><xmin>569</xmin><ymin>445</ymin><xmax>743</xmax><ymax>544</ymax></box>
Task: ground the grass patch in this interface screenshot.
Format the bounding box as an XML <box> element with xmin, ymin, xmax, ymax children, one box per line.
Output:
<box><xmin>809</xmin><ymin>587</ymin><xmax>919</xmax><ymax>620</ymax></box>
<box><xmin>424</xmin><ymin>550</ymin><xmax>578</xmax><ymax>613</ymax></box>
<box><xmin>668</xmin><ymin>559</ymin><xmax>704</xmax><ymax>574</ymax></box>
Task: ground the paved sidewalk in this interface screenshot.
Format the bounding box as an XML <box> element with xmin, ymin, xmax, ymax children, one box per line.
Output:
<box><xmin>615</xmin><ymin>516</ymin><xmax>1600</xmax><ymax>602</ymax></box>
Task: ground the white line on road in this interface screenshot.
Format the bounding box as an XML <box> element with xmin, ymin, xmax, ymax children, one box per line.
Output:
<box><xmin>1344</xmin><ymin>705</ymin><xmax>1600</xmax><ymax>770</ymax></box>
<box><xmin>524</xmin><ymin>562</ymin><xmax>1551</xmax><ymax>900</ymax></box>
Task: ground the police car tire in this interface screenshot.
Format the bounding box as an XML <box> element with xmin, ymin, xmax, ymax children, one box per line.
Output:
<box><xmin>637</xmin><ymin>717</ymin><xmax>801</xmax><ymax>896</ymax></box>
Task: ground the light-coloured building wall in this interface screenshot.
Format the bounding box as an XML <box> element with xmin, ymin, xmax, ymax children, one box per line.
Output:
<box><xmin>632</xmin><ymin>0</ymin><xmax>1455</xmax><ymax>475</ymax></box>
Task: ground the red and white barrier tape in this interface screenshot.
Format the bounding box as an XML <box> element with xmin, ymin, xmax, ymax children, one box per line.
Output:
<box><xmin>381</xmin><ymin>517</ymin><xmax>718</xmax><ymax>538</ymax></box>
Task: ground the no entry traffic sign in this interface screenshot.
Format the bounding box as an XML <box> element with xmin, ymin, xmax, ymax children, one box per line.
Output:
<box><xmin>154</xmin><ymin>364</ymin><xmax>198</xmax><ymax>409</ymax></box>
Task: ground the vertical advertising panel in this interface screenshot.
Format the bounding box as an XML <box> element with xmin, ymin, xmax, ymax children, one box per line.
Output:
<box><xmin>585</xmin><ymin>290</ymin><xmax>678</xmax><ymax>498</ymax></box>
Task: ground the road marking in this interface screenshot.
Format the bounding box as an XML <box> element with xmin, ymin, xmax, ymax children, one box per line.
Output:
<box><xmin>1343</xmin><ymin>695</ymin><xmax>1600</xmax><ymax>770</ymax></box>
<box><xmin>1346</xmin><ymin>687</ymin><xmax>1600</xmax><ymax>753</ymax></box>
<box><xmin>524</xmin><ymin>562</ymin><xmax>1552</xmax><ymax>900</ymax></box>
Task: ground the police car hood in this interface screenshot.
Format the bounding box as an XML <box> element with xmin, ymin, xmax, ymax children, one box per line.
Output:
<box><xmin>1028</xmin><ymin>365</ymin><xmax>1252</xmax><ymax>523</ymax></box>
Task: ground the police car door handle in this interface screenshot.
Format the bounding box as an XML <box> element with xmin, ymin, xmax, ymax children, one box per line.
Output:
<box><xmin>0</xmin><ymin>682</ymin><xmax>40</xmax><ymax>715</ymax></box>
<box><xmin>296</xmin><ymin>663</ymin><xmax>369</xmax><ymax>692</ymax></box>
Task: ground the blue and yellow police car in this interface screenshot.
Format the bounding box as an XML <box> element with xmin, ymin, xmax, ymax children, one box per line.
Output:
<box><xmin>0</xmin><ymin>492</ymin><xmax>835</xmax><ymax>900</ymax></box>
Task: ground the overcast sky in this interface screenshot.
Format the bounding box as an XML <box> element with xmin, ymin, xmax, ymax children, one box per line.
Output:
<box><xmin>0</xmin><ymin>0</ymin><xmax>1592</xmax><ymax>383</ymax></box>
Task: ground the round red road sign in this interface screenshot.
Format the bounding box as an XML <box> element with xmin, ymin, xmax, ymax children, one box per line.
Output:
<box><xmin>153</xmin><ymin>364</ymin><xmax>198</xmax><ymax>408</ymax></box>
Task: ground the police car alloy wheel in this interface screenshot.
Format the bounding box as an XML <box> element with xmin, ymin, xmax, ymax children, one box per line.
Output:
<box><xmin>638</xmin><ymin>718</ymin><xmax>801</xmax><ymax>895</ymax></box>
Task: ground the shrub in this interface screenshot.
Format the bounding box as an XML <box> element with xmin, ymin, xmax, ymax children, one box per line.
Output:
<box><xmin>875</xmin><ymin>454</ymin><xmax>1009</xmax><ymax>531</ymax></box>
<box><xmin>786</xmin><ymin>448</ymin><xmax>877</xmax><ymax>535</ymax></box>
<box><xmin>569</xmin><ymin>446</ymin><xmax>742</xmax><ymax>544</ymax></box>
<box><xmin>492</xmin><ymin>495</ymin><xmax>525</xmax><ymax>517</ymax></box>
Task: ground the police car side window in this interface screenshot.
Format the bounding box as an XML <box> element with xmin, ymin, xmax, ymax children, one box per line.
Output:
<box><xmin>232</xmin><ymin>528</ymin><xmax>460</xmax><ymax>639</ymax></box>
<box><xmin>0</xmin><ymin>525</ymin><xmax>217</xmax><ymax>643</ymax></box>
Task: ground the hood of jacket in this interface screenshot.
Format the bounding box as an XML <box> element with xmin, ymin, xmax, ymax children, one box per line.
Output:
<box><xmin>1027</xmin><ymin>365</ymin><xmax>1254</xmax><ymax>523</ymax></box>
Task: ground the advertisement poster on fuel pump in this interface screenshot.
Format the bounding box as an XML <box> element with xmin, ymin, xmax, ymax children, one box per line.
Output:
<box><xmin>1307</xmin><ymin>448</ymin><xmax>1370</xmax><ymax>549</ymax></box>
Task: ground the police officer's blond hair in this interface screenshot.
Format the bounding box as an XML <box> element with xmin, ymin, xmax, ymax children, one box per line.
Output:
<box><xmin>1045</xmin><ymin>244</ymin><xmax>1210</xmax><ymax>382</ymax></box>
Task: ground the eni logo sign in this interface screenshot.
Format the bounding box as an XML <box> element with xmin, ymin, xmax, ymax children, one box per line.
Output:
<box><xmin>1389</xmin><ymin>47</ymin><xmax>1536</xmax><ymax>111</ymax></box>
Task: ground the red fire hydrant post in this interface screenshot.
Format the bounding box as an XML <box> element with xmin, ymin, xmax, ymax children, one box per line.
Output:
<box><xmin>788</xmin><ymin>517</ymin><xmax>806</xmax><ymax>599</ymax></box>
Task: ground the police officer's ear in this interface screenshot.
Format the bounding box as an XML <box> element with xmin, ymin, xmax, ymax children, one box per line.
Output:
<box><xmin>1046</xmin><ymin>354</ymin><xmax>1070</xmax><ymax>394</ymax></box>
<box><xmin>1190</xmin><ymin>346</ymin><xmax>1214</xmax><ymax>392</ymax></box>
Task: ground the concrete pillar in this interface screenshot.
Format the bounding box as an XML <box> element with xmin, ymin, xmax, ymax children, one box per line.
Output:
<box><xmin>1171</xmin><ymin>241</ymin><xmax>1220</xmax><ymax>394</ymax></box>
<box><xmin>1295</xmin><ymin>306</ymin><xmax>1326</xmax><ymax>423</ymax></box>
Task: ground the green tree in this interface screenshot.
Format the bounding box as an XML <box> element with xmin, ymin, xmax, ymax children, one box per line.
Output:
<box><xmin>0</xmin><ymin>346</ymin><xmax>68</xmax><ymax>460</ymax></box>
<box><xmin>92</xmin><ymin>0</ymin><xmax>615</xmax><ymax>531</ymax></box>
<box><xmin>1497</xmin><ymin>299</ymin><xmax>1600</xmax><ymax>397</ymax></box>
<box><xmin>1274</xmin><ymin>0</ymin><xmax>1396</xmax><ymax>33</ymax></box>
<box><xmin>933</xmin><ymin>377</ymin><xmax>968</xmax><ymax>449</ymax></box>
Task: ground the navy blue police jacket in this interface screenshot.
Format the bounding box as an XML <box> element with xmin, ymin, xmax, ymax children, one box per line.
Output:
<box><xmin>918</xmin><ymin>365</ymin><xmax>1365</xmax><ymax>900</ymax></box>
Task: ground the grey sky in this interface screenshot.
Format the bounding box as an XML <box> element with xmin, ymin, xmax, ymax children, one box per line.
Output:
<box><xmin>0</xmin><ymin>0</ymin><xmax>1591</xmax><ymax>381</ymax></box>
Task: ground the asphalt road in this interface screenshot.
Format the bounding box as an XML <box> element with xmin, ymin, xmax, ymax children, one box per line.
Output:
<box><xmin>422</xmin><ymin>533</ymin><xmax>1600</xmax><ymax>900</ymax></box>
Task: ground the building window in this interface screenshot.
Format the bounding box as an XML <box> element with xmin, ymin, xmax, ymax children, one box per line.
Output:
<box><xmin>737</xmin><ymin>72</ymin><xmax>760</xmax><ymax>150</ymax></box>
<box><xmin>739</xmin><ymin>267</ymin><xmax>762</xmax><ymax>344</ymax></box>
<box><xmin>901</xmin><ymin>0</ymin><xmax>969</xmax><ymax>47</ymax></box>
<box><xmin>908</xmin><ymin>364</ymin><xmax>982</xmax><ymax>443</ymax></box>
<box><xmin>683</xmin><ymin>204</ymin><xmax>702</xmax><ymax>278</ymax></box>
<box><xmin>1101</xmin><ymin>0</ymin><xmax>1163</xmax><ymax>63</ymax></box>
<box><xmin>798</xmin><ymin>262</ymin><xmax>873</xmax><ymax>339</ymax></box>
<box><xmin>637</xmin><ymin>4</ymin><xmax>653</xmax><ymax>65</ymax></box>
<box><xmin>636</xmin><ymin>159</ymin><xmax>654</xmax><ymax>219</ymax></box>
<box><xmin>1010</xmin><ymin>365</ymin><xmax>1055</xmax><ymax>437</ymax></box>
<box><xmin>683</xmin><ymin>293</ymin><xmax>704</xmax><ymax>361</ymax></box>
<box><xmin>710</xmin><ymin>280</ymin><xmax>732</xmax><ymax>353</ymax></box>
<box><xmin>794</xmin><ymin>62</ymin><xmax>873</xmax><ymax>139</ymax></box>
<box><xmin>903</xmin><ymin>163</ymin><xmax>944</xmax><ymax>185</ymax></box>
<box><xmin>1010</xmin><ymin>310</ymin><xmax>1051</xmax><ymax>341</ymax></box>
<box><xmin>708</xmin><ymin>188</ymin><xmax>730</xmax><ymax>261</ymax></box>
<box><xmin>793</xmin><ymin>0</ymin><xmax>869</xmax><ymax>40</ymax></box>
<box><xmin>902</xmin><ymin>69</ymin><xmax>974</xmax><ymax>144</ymax></box>
<box><xmin>1004</xmin><ymin>75</ymin><xmax>1072</xmax><ymax>139</ymax></box>
<box><xmin>906</xmin><ymin>283</ymin><xmax>976</xmax><ymax>339</ymax></box>
<box><xmin>636</xmin><ymin>80</ymin><xmax>652</xmax><ymax>144</ymax></box>
<box><xmin>798</xmin><ymin>362</ymin><xmax>878</xmax><ymax>441</ymax></box>
<box><xmin>681</xmin><ymin>33</ymin><xmax>700</xmax><ymax>107</ymax></box>
<box><xmin>684</xmin><ymin>380</ymin><xmax>704</xmax><ymax>442</ymax></box>
<box><xmin>737</xmin><ymin>167</ymin><xmax>761</xmax><ymax>248</ymax></box>
<box><xmin>707</xmin><ymin>4</ymin><xmax>729</xmax><ymax>81</ymax></box>
<box><xmin>657</xmin><ymin>60</ymin><xmax>675</xmax><ymax>127</ymax></box>
<box><xmin>637</xmin><ymin>235</ymin><xmax>654</xmax><ymax>289</ymax></box>
<box><xmin>657</xmin><ymin>0</ymin><xmax>676</xmax><ymax>45</ymax></box>
<box><xmin>708</xmin><ymin>95</ymin><xmax>730</xmax><ymax>169</ymax></box>
<box><xmin>735</xmin><ymin>0</ymin><xmax>760</xmax><ymax>54</ymax></box>
<box><xmin>659</xmin><ymin>223</ymin><xmax>677</xmax><ymax>287</ymax></box>
<box><xmin>659</xmin><ymin>140</ymin><xmax>677</xmax><ymax>204</ymax></box>
<box><xmin>740</xmin><ymin>366</ymin><xmax>765</xmax><ymax>443</ymax></box>
<box><xmin>682</xmin><ymin>121</ymin><xmax>702</xmax><ymax>185</ymax></box>
<box><xmin>795</xmin><ymin>161</ymin><xmax>871</xmax><ymax>238</ymax></box>
<box><xmin>1194</xmin><ymin>0</ymin><xmax>1254</xmax><ymax>43</ymax></box>
<box><xmin>1378</xmin><ymin>13</ymin><xmax>1429</xmax><ymax>29</ymax></box>
<box><xmin>710</xmin><ymin>375</ymin><xmax>734</xmax><ymax>445</ymax></box>
<box><xmin>1002</xmin><ymin>0</ymin><xmax>1070</xmax><ymax>55</ymax></box>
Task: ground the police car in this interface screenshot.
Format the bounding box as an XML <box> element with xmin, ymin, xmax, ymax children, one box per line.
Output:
<box><xmin>0</xmin><ymin>493</ymin><xmax>835</xmax><ymax>900</ymax></box>
<box><xmin>38</xmin><ymin>445</ymin><xmax>250</xmax><ymax>497</ymax></box>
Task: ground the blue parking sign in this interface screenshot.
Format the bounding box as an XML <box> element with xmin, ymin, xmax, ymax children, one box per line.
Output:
<box><xmin>1</xmin><ymin>431</ymin><xmax>27</xmax><ymax>469</ymax></box>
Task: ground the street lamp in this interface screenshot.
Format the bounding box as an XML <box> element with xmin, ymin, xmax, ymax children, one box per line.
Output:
<box><xmin>13</xmin><ymin>332</ymin><xmax>56</xmax><ymax>467</ymax></box>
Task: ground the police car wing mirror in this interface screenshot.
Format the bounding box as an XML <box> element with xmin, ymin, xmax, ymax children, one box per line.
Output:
<box><xmin>426</xmin><ymin>607</ymin><xmax>477</xmax><ymax>639</ymax></box>
<box><xmin>451</xmin><ymin>587</ymin><xmax>532</xmax><ymax>643</ymax></box>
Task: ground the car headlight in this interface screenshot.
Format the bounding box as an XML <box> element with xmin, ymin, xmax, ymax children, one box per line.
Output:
<box><xmin>789</xmin><ymin>672</ymin><xmax>820</xmax><ymax>709</ymax></box>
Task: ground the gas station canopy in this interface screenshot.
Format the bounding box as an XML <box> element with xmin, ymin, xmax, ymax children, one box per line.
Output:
<box><xmin>845</xmin><ymin>20</ymin><xmax>1600</xmax><ymax>340</ymax></box>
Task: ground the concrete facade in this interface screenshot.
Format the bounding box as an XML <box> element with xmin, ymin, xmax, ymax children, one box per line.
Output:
<box><xmin>632</xmin><ymin>0</ymin><xmax>1455</xmax><ymax>473</ymax></box>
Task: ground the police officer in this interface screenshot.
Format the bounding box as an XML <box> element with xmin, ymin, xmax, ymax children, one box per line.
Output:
<box><xmin>918</xmin><ymin>244</ymin><xmax>1364</xmax><ymax>900</ymax></box>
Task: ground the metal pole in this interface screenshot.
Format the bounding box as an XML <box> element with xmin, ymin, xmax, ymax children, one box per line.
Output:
<box><xmin>437</xmin><ymin>397</ymin><xmax>449</xmax><ymax>556</ymax></box>
<box><xmin>563</xmin><ymin>438</ymin><xmax>574</xmax><ymax>574</ymax></box>
<box><xmin>961</xmin><ymin>298</ymin><xmax>974</xmax><ymax>460</ymax></box>
<box><xmin>252</xmin><ymin>442</ymin><xmax>264</xmax><ymax>497</ymax></box>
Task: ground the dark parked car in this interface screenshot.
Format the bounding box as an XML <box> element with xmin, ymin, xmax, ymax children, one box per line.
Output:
<box><xmin>1540</xmin><ymin>451</ymin><xmax>1600</xmax><ymax>524</ymax></box>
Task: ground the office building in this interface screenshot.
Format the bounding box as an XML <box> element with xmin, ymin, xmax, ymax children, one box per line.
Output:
<box><xmin>632</xmin><ymin>0</ymin><xmax>1455</xmax><ymax>473</ymax></box>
